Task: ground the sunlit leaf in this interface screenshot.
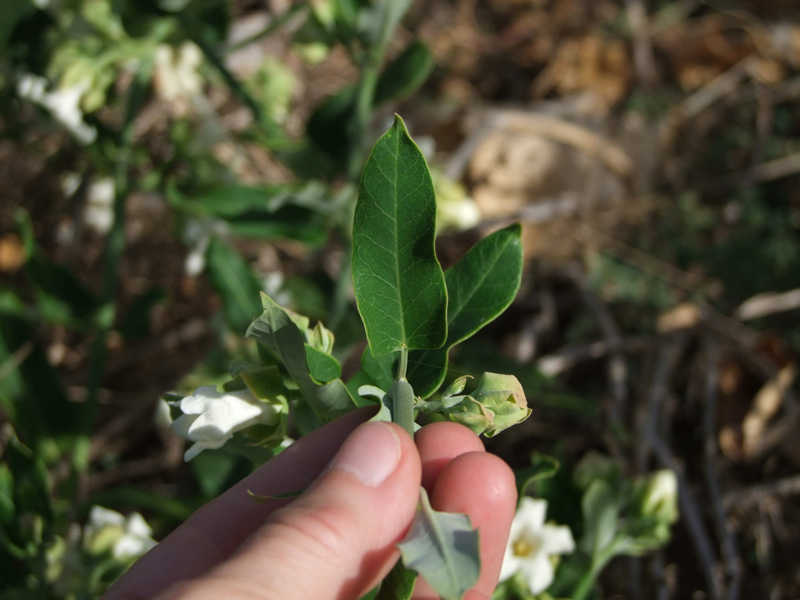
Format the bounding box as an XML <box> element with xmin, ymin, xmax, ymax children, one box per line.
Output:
<box><xmin>247</xmin><ymin>293</ymin><xmax>356</xmax><ymax>420</ymax></box>
<box><xmin>408</xmin><ymin>223</ymin><xmax>523</xmax><ymax>397</ymax></box>
<box><xmin>352</xmin><ymin>115</ymin><xmax>447</xmax><ymax>357</ymax></box>
<box><xmin>374</xmin><ymin>41</ymin><xmax>434</xmax><ymax>104</ymax></box>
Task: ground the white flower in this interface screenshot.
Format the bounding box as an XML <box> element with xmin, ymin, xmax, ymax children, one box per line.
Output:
<box><xmin>499</xmin><ymin>497</ymin><xmax>575</xmax><ymax>594</ymax></box>
<box><xmin>181</xmin><ymin>218</ymin><xmax>226</xmax><ymax>276</ymax></box>
<box><xmin>85</xmin><ymin>177</ymin><xmax>115</xmax><ymax>234</ymax></box>
<box><xmin>83</xmin><ymin>506</ymin><xmax>157</xmax><ymax>560</ymax></box>
<box><xmin>153</xmin><ymin>42</ymin><xmax>203</xmax><ymax>111</ymax></box>
<box><xmin>171</xmin><ymin>386</ymin><xmax>279</xmax><ymax>461</ymax></box>
<box><xmin>17</xmin><ymin>74</ymin><xmax>97</xmax><ymax>144</ymax></box>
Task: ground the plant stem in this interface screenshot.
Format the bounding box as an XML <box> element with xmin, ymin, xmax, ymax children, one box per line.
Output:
<box><xmin>572</xmin><ymin>540</ymin><xmax>622</xmax><ymax>600</ymax></box>
<box><xmin>346</xmin><ymin>53</ymin><xmax>381</xmax><ymax>182</ymax></box>
<box><xmin>391</xmin><ymin>346</ymin><xmax>415</xmax><ymax>435</ymax></box>
<box><xmin>83</xmin><ymin>61</ymin><xmax>152</xmax><ymax>473</ymax></box>
<box><xmin>397</xmin><ymin>345</ymin><xmax>409</xmax><ymax>380</ymax></box>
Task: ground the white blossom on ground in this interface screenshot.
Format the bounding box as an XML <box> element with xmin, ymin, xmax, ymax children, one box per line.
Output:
<box><xmin>83</xmin><ymin>506</ymin><xmax>157</xmax><ymax>560</ymax></box>
<box><xmin>499</xmin><ymin>497</ymin><xmax>576</xmax><ymax>595</ymax></box>
<box><xmin>171</xmin><ymin>385</ymin><xmax>279</xmax><ymax>461</ymax></box>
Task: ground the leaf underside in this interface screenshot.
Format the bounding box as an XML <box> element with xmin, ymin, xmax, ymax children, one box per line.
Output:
<box><xmin>397</xmin><ymin>488</ymin><xmax>480</xmax><ymax>600</ymax></box>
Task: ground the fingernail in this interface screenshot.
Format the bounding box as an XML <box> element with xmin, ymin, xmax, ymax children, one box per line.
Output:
<box><xmin>331</xmin><ymin>422</ymin><xmax>401</xmax><ymax>487</ymax></box>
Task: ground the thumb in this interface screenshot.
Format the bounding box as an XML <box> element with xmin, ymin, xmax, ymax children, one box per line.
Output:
<box><xmin>158</xmin><ymin>421</ymin><xmax>422</xmax><ymax>600</ymax></box>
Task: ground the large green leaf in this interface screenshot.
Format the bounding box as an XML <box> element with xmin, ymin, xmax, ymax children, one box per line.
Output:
<box><xmin>374</xmin><ymin>41</ymin><xmax>434</xmax><ymax>104</ymax></box>
<box><xmin>407</xmin><ymin>223</ymin><xmax>523</xmax><ymax>397</ymax></box>
<box><xmin>205</xmin><ymin>238</ymin><xmax>262</xmax><ymax>333</ymax></box>
<box><xmin>247</xmin><ymin>293</ymin><xmax>356</xmax><ymax>420</ymax></box>
<box><xmin>169</xmin><ymin>182</ymin><xmax>330</xmax><ymax>244</ymax></box>
<box><xmin>357</xmin><ymin>0</ymin><xmax>413</xmax><ymax>49</ymax></box>
<box><xmin>307</xmin><ymin>43</ymin><xmax>433</xmax><ymax>169</ymax></box>
<box><xmin>353</xmin><ymin>115</ymin><xmax>447</xmax><ymax>358</ymax></box>
<box><xmin>397</xmin><ymin>488</ymin><xmax>480</xmax><ymax>600</ymax></box>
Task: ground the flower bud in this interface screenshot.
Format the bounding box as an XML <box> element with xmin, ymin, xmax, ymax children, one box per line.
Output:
<box><xmin>471</xmin><ymin>373</ymin><xmax>531</xmax><ymax>437</ymax></box>
<box><xmin>443</xmin><ymin>373</ymin><xmax>531</xmax><ymax>436</ymax></box>
<box><xmin>637</xmin><ymin>469</ymin><xmax>679</xmax><ymax>524</ymax></box>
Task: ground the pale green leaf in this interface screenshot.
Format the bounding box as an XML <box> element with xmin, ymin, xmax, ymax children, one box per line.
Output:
<box><xmin>397</xmin><ymin>488</ymin><xmax>480</xmax><ymax>600</ymax></box>
<box><xmin>247</xmin><ymin>293</ymin><xmax>356</xmax><ymax>420</ymax></box>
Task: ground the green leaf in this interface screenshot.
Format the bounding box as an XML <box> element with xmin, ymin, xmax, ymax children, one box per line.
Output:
<box><xmin>581</xmin><ymin>479</ymin><xmax>620</xmax><ymax>561</ymax></box>
<box><xmin>307</xmin><ymin>42</ymin><xmax>431</xmax><ymax>168</ymax></box>
<box><xmin>357</xmin><ymin>0</ymin><xmax>413</xmax><ymax>49</ymax></box>
<box><xmin>376</xmin><ymin>560</ymin><xmax>418</xmax><ymax>600</ymax></box>
<box><xmin>517</xmin><ymin>453</ymin><xmax>561</xmax><ymax>496</ymax></box>
<box><xmin>247</xmin><ymin>293</ymin><xmax>356</xmax><ymax>420</ymax></box>
<box><xmin>118</xmin><ymin>287</ymin><xmax>166</xmax><ymax>341</ymax></box>
<box><xmin>374</xmin><ymin>41</ymin><xmax>435</xmax><ymax>104</ymax></box>
<box><xmin>360</xmin><ymin>346</ymin><xmax>396</xmax><ymax>390</ymax></box>
<box><xmin>5</xmin><ymin>429</ymin><xmax>53</xmax><ymax>520</ymax></box>
<box><xmin>0</xmin><ymin>0</ymin><xmax>36</xmax><ymax>49</ymax></box>
<box><xmin>408</xmin><ymin>223</ymin><xmax>523</xmax><ymax>397</ymax></box>
<box><xmin>353</xmin><ymin>115</ymin><xmax>447</xmax><ymax>358</ymax></box>
<box><xmin>397</xmin><ymin>488</ymin><xmax>480</xmax><ymax>600</ymax></box>
<box><xmin>305</xmin><ymin>345</ymin><xmax>342</xmax><ymax>382</ymax></box>
<box><xmin>205</xmin><ymin>238</ymin><xmax>263</xmax><ymax>332</ymax></box>
<box><xmin>169</xmin><ymin>182</ymin><xmax>330</xmax><ymax>245</ymax></box>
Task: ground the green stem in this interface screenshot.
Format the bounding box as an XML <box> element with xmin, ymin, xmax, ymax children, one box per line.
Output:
<box><xmin>572</xmin><ymin>540</ymin><xmax>622</xmax><ymax>600</ymax></box>
<box><xmin>389</xmin><ymin>346</ymin><xmax>415</xmax><ymax>435</ymax></box>
<box><xmin>397</xmin><ymin>345</ymin><xmax>409</xmax><ymax>381</ymax></box>
<box><xmin>224</xmin><ymin>4</ymin><xmax>308</xmax><ymax>55</ymax></box>
<box><xmin>83</xmin><ymin>61</ymin><xmax>152</xmax><ymax>472</ymax></box>
<box><xmin>390</xmin><ymin>378</ymin><xmax>415</xmax><ymax>437</ymax></box>
<box><xmin>346</xmin><ymin>54</ymin><xmax>381</xmax><ymax>182</ymax></box>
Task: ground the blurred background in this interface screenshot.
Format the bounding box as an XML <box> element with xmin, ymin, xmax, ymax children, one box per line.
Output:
<box><xmin>1</xmin><ymin>0</ymin><xmax>800</xmax><ymax>598</ymax></box>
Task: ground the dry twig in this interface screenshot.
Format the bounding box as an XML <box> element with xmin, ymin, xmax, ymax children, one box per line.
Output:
<box><xmin>735</xmin><ymin>287</ymin><xmax>800</xmax><ymax>321</ymax></box>
<box><xmin>652</xmin><ymin>435</ymin><xmax>724</xmax><ymax>599</ymax></box>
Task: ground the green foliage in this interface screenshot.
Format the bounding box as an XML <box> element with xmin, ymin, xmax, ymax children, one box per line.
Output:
<box><xmin>409</xmin><ymin>223</ymin><xmax>524</xmax><ymax>397</ymax></box>
<box><xmin>353</xmin><ymin>115</ymin><xmax>448</xmax><ymax>357</ymax></box>
<box><xmin>247</xmin><ymin>293</ymin><xmax>357</xmax><ymax>421</ymax></box>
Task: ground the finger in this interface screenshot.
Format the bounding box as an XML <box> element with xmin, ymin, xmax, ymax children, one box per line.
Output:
<box><xmin>156</xmin><ymin>421</ymin><xmax>422</xmax><ymax>600</ymax></box>
<box><xmin>103</xmin><ymin>407</ymin><xmax>374</xmax><ymax>600</ymax></box>
<box><xmin>412</xmin><ymin>451</ymin><xmax>517</xmax><ymax>600</ymax></box>
<box><xmin>414</xmin><ymin>421</ymin><xmax>486</xmax><ymax>492</ymax></box>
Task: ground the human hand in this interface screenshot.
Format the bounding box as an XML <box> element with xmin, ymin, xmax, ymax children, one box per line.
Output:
<box><xmin>102</xmin><ymin>407</ymin><xmax>517</xmax><ymax>600</ymax></box>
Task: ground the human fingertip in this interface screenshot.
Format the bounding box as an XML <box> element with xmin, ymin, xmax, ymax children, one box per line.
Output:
<box><xmin>330</xmin><ymin>421</ymin><xmax>402</xmax><ymax>487</ymax></box>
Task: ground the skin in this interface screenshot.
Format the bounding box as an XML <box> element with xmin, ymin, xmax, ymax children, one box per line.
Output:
<box><xmin>103</xmin><ymin>407</ymin><xmax>517</xmax><ymax>600</ymax></box>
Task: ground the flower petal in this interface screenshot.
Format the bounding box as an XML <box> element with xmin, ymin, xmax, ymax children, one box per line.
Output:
<box><xmin>518</xmin><ymin>551</ymin><xmax>555</xmax><ymax>595</ymax></box>
<box><xmin>541</xmin><ymin>523</ymin><xmax>576</xmax><ymax>555</ymax></box>
<box><xmin>499</xmin><ymin>548</ymin><xmax>521</xmax><ymax>581</ymax></box>
<box><xmin>516</xmin><ymin>497</ymin><xmax>547</xmax><ymax>530</ymax></box>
